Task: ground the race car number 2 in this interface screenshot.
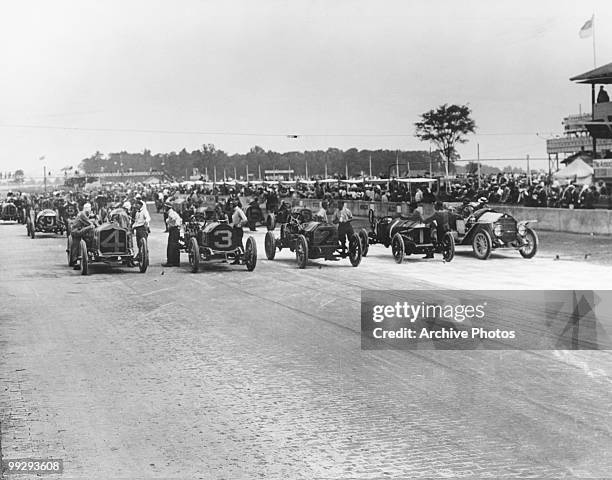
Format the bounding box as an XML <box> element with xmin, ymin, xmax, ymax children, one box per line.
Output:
<box><xmin>2</xmin><ymin>458</ymin><xmax>64</xmax><ymax>475</ymax></box>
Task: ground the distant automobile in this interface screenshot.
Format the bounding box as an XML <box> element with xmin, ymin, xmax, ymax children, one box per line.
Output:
<box><xmin>26</xmin><ymin>209</ymin><xmax>66</xmax><ymax>238</ymax></box>
<box><xmin>245</xmin><ymin>198</ymin><xmax>275</xmax><ymax>231</ymax></box>
<box><xmin>0</xmin><ymin>201</ymin><xmax>19</xmax><ymax>222</ymax></box>
<box><xmin>264</xmin><ymin>206</ymin><xmax>362</xmax><ymax>269</ymax></box>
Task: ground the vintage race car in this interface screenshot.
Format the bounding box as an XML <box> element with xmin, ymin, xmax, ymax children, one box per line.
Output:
<box><xmin>264</xmin><ymin>206</ymin><xmax>362</xmax><ymax>269</ymax></box>
<box><xmin>0</xmin><ymin>201</ymin><xmax>19</xmax><ymax>222</ymax></box>
<box><xmin>26</xmin><ymin>209</ymin><xmax>65</xmax><ymax>238</ymax></box>
<box><xmin>449</xmin><ymin>208</ymin><xmax>538</xmax><ymax>260</ymax></box>
<box><xmin>245</xmin><ymin>199</ymin><xmax>275</xmax><ymax>231</ymax></box>
<box><xmin>181</xmin><ymin>212</ymin><xmax>257</xmax><ymax>273</ymax></box>
<box><xmin>67</xmin><ymin>209</ymin><xmax>148</xmax><ymax>275</ymax></box>
<box><xmin>367</xmin><ymin>212</ymin><xmax>455</xmax><ymax>263</ymax></box>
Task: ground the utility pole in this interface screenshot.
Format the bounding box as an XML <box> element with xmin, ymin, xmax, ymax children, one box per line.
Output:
<box><xmin>477</xmin><ymin>143</ymin><xmax>481</xmax><ymax>189</ymax></box>
<box><xmin>369</xmin><ymin>154</ymin><xmax>372</xmax><ymax>178</ymax></box>
<box><xmin>396</xmin><ymin>150</ymin><xmax>399</xmax><ymax>178</ymax></box>
<box><xmin>43</xmin><ymin>165</ymin><xmax>47</xmax><ymax>192</ymax></box>
<box><xmin>526</xmin><ymin>154</ymin><xmax>531</xmax><ymax>185</ymax></box>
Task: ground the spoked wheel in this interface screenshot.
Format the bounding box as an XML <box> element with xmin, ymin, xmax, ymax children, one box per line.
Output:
<box><xmin>245</xmin><ymin>236</ymin><xmax>257</xmax><ymax>271</ymax></box>
<box><xmin>188</xmin><ymin>237</ymin><xmax>200</xmax><ymax>273</ymax></box>
<box><xmin>138</xmin><ymin>237</ymin><xmax>149</xmax><ymax>273</ymax></box>
<box><xmin>391</xmin><ymin>233</ymin><xmax>405</xmax><ymax>264</ymax></box>
<box><xmin>442</xmin><ymin>232</ymin><xmax>455</xmax><ymax>262</ymax></box>
<box><xmin>358</xmin><ymin>228</ymin><xmax>369</xmax><ymax>257</ymax></box>
<box><xmin>348</xmin><ymin>233</ymin><xmax>362</xmax><ymax>267</ymax></box>
<box><xmin>265</xmin><ymin>231</ymin><xmax>276</xmax><ymax>260</ymax></box>
<box><xmin>519</xmin><ymin>227</ymin><xmax>538</xmax><ymax>259</ymax></box>
<box><xmin>66</xmin><ymin>236</ymin><xmax>72</xmax><ymax>266</ymax></box>
<box><xmin>79</xmin><ymin>239</ymin><xmax>88</xmax><ymax>275</ymax></box>
<box><xmin>295</xmin><ymin>234</ymin><xmax>309</xmax><ymax>269</ymax></box>
<box><xmin>472</xmin><ymin>230</ymin><xmax>492</xmax><ymax>260</ymax></box>
<box><xmin>266</xmin><ymin>213</ymin><xmax>276</xmax><ymax>231</ymax></box>
<box><xmin>368</xmin><ymin>209</ymin><xmax>375</xmax><ymax>225</ymax></box>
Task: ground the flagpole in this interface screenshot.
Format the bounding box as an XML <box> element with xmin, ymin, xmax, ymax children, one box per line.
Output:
<box><xmin>592</xmin><ymin>13</ymin><xmax>596</xmax><ymax>67</ymax></box>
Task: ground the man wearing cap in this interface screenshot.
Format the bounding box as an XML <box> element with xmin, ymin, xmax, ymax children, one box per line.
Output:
<box><xmin>315</xmin><ymin>201</ymin><xmax>329</xmax><ymax>223</ymax></box>
<box><xmin>68</xmin><ymin>203</ymin><xmax>96</xmax><ymax>269</ymax></box>
<box><xmin>230</xmin><ymin>200</ymin><xmax>247</xmax><ymax>263</ymax></box>
<box><xmin>162</xmin><ymin>203</ymin><xmax>182</xmax><ymax>267</ymax></box>
<box><xmin>132</xmin><ymin>199</ymin><xmax>151</xmax><ymax>260</ymax></box>
<box><xmin>333</xmin><ymin>200</ymin><xmax>354</xmax><ymax>256</ymax></box>
<box><xmin>423</xmin><ymin>201</ymin><xmax>451</xmax><ymax>259</ymax></box>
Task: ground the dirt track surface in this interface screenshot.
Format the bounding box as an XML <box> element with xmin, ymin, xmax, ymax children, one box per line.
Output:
<box><xmin>1</xmin><ymin>216</ymin><xmax>612</xmax><ymax>479</ymax></box>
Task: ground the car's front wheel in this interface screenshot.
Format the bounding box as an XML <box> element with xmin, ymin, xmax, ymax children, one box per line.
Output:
<box><xmin>472</xmin><ymin>230</ymin><xmax>492</xmax><ymax>260</ymax></box>
<box><xmin>519</xmin><ymin>227</ymin><xmax>538</xmax><ymax>259</ymax></box>
<box><xmin>265</xmin><ymin>231</ymin><xmax>276</xmax><ymax>260</ymax></box>
<box><xmin>245</xmin><ymin>236</ymin><xmax>257</xmax><ymax>271</ymax></box>
<box><xmin>442</xmin><ymin>232</ymin><xmax>455</xmax><ymax>262</ymax></box>
<box><xmin>391</xmin><ymin>233</ymin><xmax>405</xmax><ymax>264</ymax></box>
<box><xmin>188</xmin><ymin>237</ymin><xmax>200</xmax><ymax>273</ymax></box>
<box><xmin>295</xmin><ymin>234</ymin><xmax>308</xmax><ymax>269</ymax></box>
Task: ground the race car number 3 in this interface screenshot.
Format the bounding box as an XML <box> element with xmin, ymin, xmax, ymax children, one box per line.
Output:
<box><xmin>2</xmin><ymin>458</ymin><xmax>64</xmax><ymax>474</ymax></box>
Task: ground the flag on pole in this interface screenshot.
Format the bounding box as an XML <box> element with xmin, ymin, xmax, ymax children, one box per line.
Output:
<box><xmin>39</xmin><ymin>155</ymin><xmax>45</xmax><ymax>161</ymax></box>
<box><xmin>579</xmin><ymin>15</ymin><xmax>594</xmax><ymax>38</ymax></box>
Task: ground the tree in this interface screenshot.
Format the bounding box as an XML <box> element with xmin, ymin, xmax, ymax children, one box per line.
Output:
<box><xmin>13</xmin><ymin>169</ymin><xmax>25</xmax><ymax>183</ymax></box>
<box><xmin>465</xmin><ymin>162</ymin><xmax>479</xmax><ymax>175</ymax></box>
<box><xmin>415</xmin><ymin>104</ymin><xmax>476</xmax><ymax>183</ymax></box>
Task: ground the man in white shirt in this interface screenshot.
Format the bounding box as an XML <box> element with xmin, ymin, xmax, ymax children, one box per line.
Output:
<box><xmin>333</xmin><ymin>201</ymin><xmax>354</xmax><ymax>256</ymax></box>
<box><xmin>133</xmin><ymin>199</ymin><xmax>151</xmax><ymax>260</ymax></box>
<box><xmin>162</xmin><ymin>204</ymin><xmax>182</xmax><ymax>267</ymax></box>
<box><xmin>230</xmin><ymin>200</ymin><xmax>247</xmax><ymax>264</ymax></box>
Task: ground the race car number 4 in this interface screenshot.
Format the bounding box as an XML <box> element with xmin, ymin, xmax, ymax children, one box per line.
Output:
<box><xmin>2</xmin><ymin>459</ymin><xmax>63</xmax><ymax>474</ymax></box>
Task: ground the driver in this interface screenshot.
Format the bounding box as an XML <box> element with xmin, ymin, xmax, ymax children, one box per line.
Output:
<box><xmin>69</xmin><ymin>203</ymin><xmax>96</xmax><ymax>269</ymax></box>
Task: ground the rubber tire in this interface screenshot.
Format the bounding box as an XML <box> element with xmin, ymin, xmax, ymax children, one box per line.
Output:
<box><xmin>358</xmin><ymin>228</ymin><xmax>369</xmax><ymax>257</ymax></box>
<box><xmin>519</xmin><ymin>227</ymin><xmax>538</xmax><ymax>259</ymax></box>
<box><xmin>189</xmin><ymin>237</ymin><xmax>200</xmax><ymax>273</ymax></box>
<box><xmin>368</xmin><ymin>209</ymin><xmax>375</xmax><ymax>225</ymax></box>
<box><xmin>266</xmin><ymin>213</ymin><xmax>276</xmax><ymax>231</ymax></box>
<box><xmin>67</xmin><ymin>236</ymin><xmax>72</xmax><ymax>266</ymax></box>
<box><xmin>138</xmin><ymin>237</ymin><xmax>149</xmax><ymax>273</ymax></box>
<box><xmin>392</xmin><ymin>233</ymin><xmax>405</xmax><ymax>264</ymax></box>
<box><xmin>472</xmin><ymin>230</ymin><xmax>492</xmax><ymax>260</ymax></box>
<box><xmin>295</xmin><ymin>234</ymin><xmax>308</xmax><ymax>269</ymax></box>
<box><xmin>245</xmin><ymin>236</ymin><xmax>257</xmax><ymax>271</ymax></box>
<box><xmin>80</xmin><ymin>239</ymin><xmax>88</xmax><ymax>275</ymax></box>
<box><xmin>348</xmin><ymin>233</ymin><xmax>362</xmax><ymax>267</ymax></box>
<box><xmin>265</xmin><ymin>231</ymin><xmax>276</xmax><ymax>260</ymax></box>
<box><xmin>442</xmin><ymin>232</ymin><xmax>455</xmax><ymax>263</ymax></box>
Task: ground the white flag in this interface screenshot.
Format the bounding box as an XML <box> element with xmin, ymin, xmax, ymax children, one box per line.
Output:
<box><xmin>579</xmin><ymin>16</ymin><xmax>594</xmax><ymax>38</ymax></box>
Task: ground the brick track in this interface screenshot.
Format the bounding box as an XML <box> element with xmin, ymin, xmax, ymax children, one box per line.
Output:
<box><xmin>1</xmin><ymin>218</ymin><xmax>611</xmax><ymax>479</ymax></box>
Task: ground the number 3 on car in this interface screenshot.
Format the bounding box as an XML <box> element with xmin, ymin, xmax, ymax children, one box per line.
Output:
<box><xmin>213</xmin><ymin>229</ymin><xmax>232</xmax><ymax>249</ymax></box>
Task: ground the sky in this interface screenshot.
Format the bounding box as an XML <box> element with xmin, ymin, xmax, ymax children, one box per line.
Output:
<box><xmin>1</xmin><ymin>0</ymin><xmax>611</xmax><ymax>178</ymax></box>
